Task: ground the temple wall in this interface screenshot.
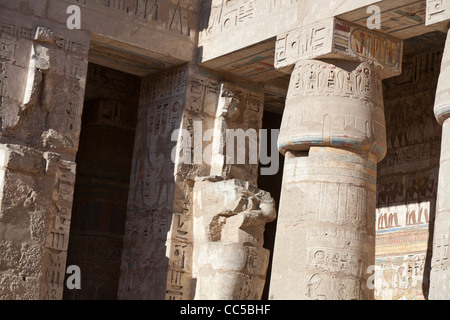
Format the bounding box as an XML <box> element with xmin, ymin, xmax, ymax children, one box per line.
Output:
<box><xmin>0</xmin><ymin>6</ymin><xmax>89</xmax><ymax>299</ymax></box>
<box><xmin>375</xmin><ymin>47</ymin><xmax>444</xmax><ymax>300</ymax></box>
<box><xmin>198</xmin><ymin>0</ymin><xmax>381</xmax><ymax>63</ymax></box>
<box><xmin>1</xmin><ymin>0</ymin><xmax>449</xmax><ymax>301</ymax></box>
<box><xmin>1</xmin><ymin>0</ymin><xmax>200</xmax><ymax>64</ymax></box>
<box><xmin>117</xmin><ymin>65</ymin><xmax>224</xmax><ymax>300</ymax></box>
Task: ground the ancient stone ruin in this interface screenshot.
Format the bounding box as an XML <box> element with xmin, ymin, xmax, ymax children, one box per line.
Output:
<box><xmin>0</xmin><ymin>0</ymin><xmax>450</xmax><ymax>300</ymax></box>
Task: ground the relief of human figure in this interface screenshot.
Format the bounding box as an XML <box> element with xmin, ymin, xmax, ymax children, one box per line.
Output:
<box><xmin>132</xmin><ymin>111</ymin><xmax>153</xmax><ymax>208</ymax></box>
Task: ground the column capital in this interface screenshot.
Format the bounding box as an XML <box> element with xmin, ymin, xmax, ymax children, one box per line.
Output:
<box><xmin>426</xmin><ymin>0</ymin><xmax>450</xmax><ymax>125</ymax></box>
<box><xmin>275</xmin><ymin>17</ymin><xmax>403</xmax><ymax>80</ymax></box>
<box><xmin>278</xmin><ymin>59</ymin><xmax>387</xmax><ymax>162</ymax></box>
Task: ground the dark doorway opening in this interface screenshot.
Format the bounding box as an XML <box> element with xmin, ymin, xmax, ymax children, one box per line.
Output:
<box><xmin>258</xmin><ymin>110</ymin><xmax>284</xmax><ymax>300</ymax></box>
<box><xmin>64</xmin><ymin>63</ymin><xmax>141</xmax><ymax>299</ymax></box>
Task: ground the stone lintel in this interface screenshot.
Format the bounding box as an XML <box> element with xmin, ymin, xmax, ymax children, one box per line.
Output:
<box><xmin>426</xmin><ymin>0</ymin><xmax>450</xmax><ymax>28</ymax></box>
<box><xmin>275</xmin><ymin>17</ymin><xmax>403</xmax><ymax>79</ymax></box>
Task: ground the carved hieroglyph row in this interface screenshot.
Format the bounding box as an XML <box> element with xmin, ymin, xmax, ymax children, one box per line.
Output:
<box><xmin>40</xmin><ymin>160</ymin><xmax>76</xmax><ymax>300</ymax></box>
<box><xmin>200</xmin><ymin>0</ymin><xmax>299</xmax><ymax>41</ymax></box>
<box><xmin>0</xmin><ymin>8</ymin><xmax>88</xmax><ymax>300</ymax></box>
<box><xmin>72</xmin><ymin>0</ymin><xmax>198</xmax><ymax>38</ymax></box>
<box><xmin>270</xmin><ymin>148</ymin><xmax>376</xmax><ymax>300</ymax></box>
<box><xmin>0</xmin><ymin>15</ymin><xmax>89</xmax><ymax>157</ymax></box>
<box><xmin>275</xmin><ymin>18</ymin><xmax>403</xmax><ymax>79</ymax></box>
<box><xmin>121</xmin><ymin>65</ymin><xmax>238</xmax><ymax>300</ymax></box>
<box><xmin>120</xmin><ymin>65</ymin><xmax>188</xmax><ymax>300</ymax></box>
<box><xmin>375</xmin><ymin>254</ymin><xmax>427</xmax><ymax>300</ymax></box>
<box><xmin>279</xmin><ymin>60</ymin><xmax>386</xmax><ymax>162</ymax></box>
<box><xmin>287</xmin><ymin>60</ymin><xmax>383</xmax><ymax>103</ymax></box>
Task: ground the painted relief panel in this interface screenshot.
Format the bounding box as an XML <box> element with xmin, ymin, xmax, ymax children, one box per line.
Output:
<box><xmin>375</xmin><ymin>48</ymin><xmax>444</xmax><ymax>300</ymax></box>
<box><xmin>275</xmin><ymin>18</ymin><xmax>403</xmax><ymax>78</ymax></box>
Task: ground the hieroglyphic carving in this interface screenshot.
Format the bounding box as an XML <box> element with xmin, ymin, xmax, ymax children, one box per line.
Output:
<box><xmin>120</xmin><ymin>66</ymin><xmax>223</xmax><ymax>300</ymax></box>
<box><xmin>287</xmin><ymin>60</ymin><xmax>383</xmax><ymax>103</ymax></box>
<box><xmin>432</xmin><ymin>233</ymin><xmax>449</xmax><ymax>272</ymax></box>
<box><xmin>200</xmin><ymin>0</ymin><xmax>299</xmax><ymax>41</ymax></box>
<box><xmin>305</xmin><ymin>245</ymin><xmax>368</xmax><ymax>300</ymax></box>
<box><xmin>0</xmin><ymin>15</ymin><xmax>89</xmax><ymax>154</ymax></box>
<box><xmin>275</xmin><ymin>18</ymin><xmax>403</xmax><ymax>78</ymax></box>
<box><xmin>308</xmin><ymin>248</ymin><xmax>367</xmax><ymax>279</ymax></box>
<box><xmin>377</xmin><ymin>169</ymin><xmax>438</xmax><ymax>230</ymax></box>
<box><xmin>375</xmin><ymin>48</ymin><xmax>443</xmax><ymax>300</ymax></box>
<box><xmin>278</xmin><ymin>60</ymin><xmax>386</xmax><ymax>160</ymax></box>
<box><xmin>185</xmin><ymin>76</ymin><xmax>220</xmax><ymax>115</ymax></box>
<box><xmin>0</xmin><ymin>23</ymin><xmax>34</xmax><ymax>40</ymax></box>
<box><xmin>426</xmin><ymin>0</ymin><xmax>450</xmax><ymax>26</ymax></box>
<box><xmin>140</xmin><ymin>65</ymin><xmax>187</xmax><ymax>106</ymax></box>
<box><xmin>72</xmin><ymin>0</ymin><xmax>197</xmax><ymax>38</ymax></box>
<box><xmin>375</xmin><ymin>254</ymin><xmax>427</xmax><ymax>300</ymax></box>
<box><xmin>0</xmin><ymin>30</ymin><xmax>13</xmax><ymax>97</ymax></box>
<box><xmin>165</xmin><ymin>210</ymin><xmax>191</xmax><ymax>300</ymax></box>
<box><xmin>40</xmin><ymin>160</ymin><xmax>76</xmax><ymax>300</ymax></box>
<box><xmin>275</xmin><ymin>19</ymin><xmax>334</xmax><ymax>68</ymax></box>
<box><xmin>83</xmin><ymin>99</ymin><xmax>136</xmax><ymax>130</ymax></box>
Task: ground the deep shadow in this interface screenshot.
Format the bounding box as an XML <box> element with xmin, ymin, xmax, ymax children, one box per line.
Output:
<box><xmin>258</xmin><ymin>110</ymin><xmax>284</xmax><ymax>300</ymax></box>
<box><xmin>423</xmin><ymin>199</ymin><xmax>437</xmax><ymax>299</ymax></box>
<box><xmin>64</xmin><ymin>63</ymin><xmax>141</xmax><ymax>300</ymax></box>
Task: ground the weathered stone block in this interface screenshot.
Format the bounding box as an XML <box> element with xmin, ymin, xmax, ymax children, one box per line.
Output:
<box><xmin>193</xmin><ymin>178</ymin><xmax>276</xmax><ymax>300</ymax></box>
<box><xmin>275</xmin><ymin>18</ymin><xmax>403</xmax><ymax>79</ymax></box>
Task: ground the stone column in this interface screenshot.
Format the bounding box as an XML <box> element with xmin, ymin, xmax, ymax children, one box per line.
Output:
<box><xmin>429</xmin><ymin>27</ymin><xmax>450</xmax><ymax>300</ymax></box>
<box><xmin>425</xmin><ymin>0</ymin><xmax>450</xmax><ymax>300</ymax></box>
<box><xmin>269</xmin><ymin>18</ymin><xmax>403</xmax><ymax>300</ymax></box>
<box><xmin>0</xmin><ymin>7</ymin><xmax>89</xmax><ymax>300</ymax></box>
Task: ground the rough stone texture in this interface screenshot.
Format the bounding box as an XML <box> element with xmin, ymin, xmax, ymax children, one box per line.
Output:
<box><xmin>43</xmin><ymin>0</ymin><xmax>199</xmax><ymax>68</ymax></box>
<box><xmin>270</xmin><ymin>147</ymin><xmax>377</xmax><ymax>300</ymax></box>
<box><xmin>198</xmin><ymin>0</ymin><xmax>386</xmax><ymax>63</ymax></box>
<box><xmin>1</xmin><ymin>0</ymin><xmax>449</xmax><ymax>301</ymax></box>
<box><xmin>193</xmin><ymin>178</ymin><xmax>276</xmax><ymax>300</ymax></box>
<box><xmin>191</xmin><ymin>80</ymin><xmax>274</xmax><ymax>300</ymax></box>
<box><xmin>117</xmin><ymin>64</ymin><xmax>224</xmax><ymax>300</ymax></box>
<box><xmin>269</xmin><ymin>59</ymin><xmax>386</xmax><ymax>300</ymax></box>
<box><xmin>0</xmin><ymin>5</ymin><xmax>89</xmax><ymax>300</ymax></box>
<box><xmin>429</xmin><ymin>28</ymin><xmax>450</xmax><ymax>300</ymax></box>
<box><xmin>209</xmin><ymin>82</ymin><xmax>264</xmax><ymax>184</ymax></box>
<box><xmin>375</xmin><ymin>47</ymin><xmax>443</xmax><ymax>300</ymax></box>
